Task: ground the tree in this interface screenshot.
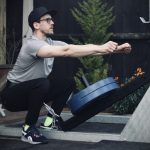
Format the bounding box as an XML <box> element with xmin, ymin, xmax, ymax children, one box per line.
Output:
<box><xmin>71</xmin><ymin>0</ymin><xmax>115</xmax><ymax>89</ymax></box>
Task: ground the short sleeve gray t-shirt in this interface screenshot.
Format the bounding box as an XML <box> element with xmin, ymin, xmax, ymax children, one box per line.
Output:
<box><xmin>7</xmin><ymin>36</ymin><xmax>67</xmax><ymax>83</ymax></box>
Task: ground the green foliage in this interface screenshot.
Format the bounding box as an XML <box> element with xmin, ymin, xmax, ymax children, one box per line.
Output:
<box><xmin>112</xmin><ymin>83</ymin><xmax>150</xmax><ymax>115</ymax></box>
<box><xmin>71</xmin><ymin>0</ymin><xmax>114</xmax><ymax>44</ymax></box>
<box><xmin>75</xmin><ymin>57</ymin><xmax>108</xmax><ymax>89</ymax></box>
<box><xmin>79</xmin><ymin>56</ymin><xmax>108</xmax><ymax>84</ymax></box>
<box><xmin>71</xmin><ymin>0</ymin><xmax>115</xmax><ymax>89</ymax></box>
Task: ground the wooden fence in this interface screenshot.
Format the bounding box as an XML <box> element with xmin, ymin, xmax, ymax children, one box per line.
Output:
<box><xmin>5</xmin><ymin>0</ymin><xmax>150</xmax><ymax>80</ymax></box>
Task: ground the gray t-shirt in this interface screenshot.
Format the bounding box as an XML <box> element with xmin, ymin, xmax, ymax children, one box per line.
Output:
<box><xmin>7</xmin><ymin>36</ymin><xmax>67</xmax><ymax>83</ymax></box>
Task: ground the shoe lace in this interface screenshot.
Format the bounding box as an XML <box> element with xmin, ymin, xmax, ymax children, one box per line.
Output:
<box><xmin>30</xmin><ymin>126</ymin><xmax>42</xmax><ymax>137</ymax></box>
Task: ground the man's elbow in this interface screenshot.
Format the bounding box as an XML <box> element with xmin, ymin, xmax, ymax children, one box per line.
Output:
<box><xmin>62</xmin><ymin>46</ymin><xmax>74</xmax><ymax>57</ymax></box>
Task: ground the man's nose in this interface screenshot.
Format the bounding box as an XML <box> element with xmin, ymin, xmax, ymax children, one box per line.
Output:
<box><xmin>51</xmin><ymin>20</ymin><xmax>54</xmax><ymax>25</ymax></box>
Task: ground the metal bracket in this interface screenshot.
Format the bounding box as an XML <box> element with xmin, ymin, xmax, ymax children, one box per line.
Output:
<box><xmin>140</xmin><ymin>0</ymin><xmax>150</xmax><ymax>23</ymax></box>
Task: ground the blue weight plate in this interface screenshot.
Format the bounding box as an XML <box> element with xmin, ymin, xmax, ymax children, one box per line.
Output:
<box><xmin>67</xmin><ymin>77</ymin><xmax>120</xmax><ymax>115</ymax></box>
<box><xmin>69</xmin><ymin>82</ymin><xmax>119</xmax><ymax>114</ymax></box>
<box><xmin>72</xmin><ymin>77</ymin><xmax>116</xmax><ymax>99</ymax></box>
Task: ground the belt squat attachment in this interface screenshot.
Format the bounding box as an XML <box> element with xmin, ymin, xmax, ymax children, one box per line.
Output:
<box><xmin>63</xmin><ymin>73</ymin><xmax>150</xmax><ymax>131</ymax></box>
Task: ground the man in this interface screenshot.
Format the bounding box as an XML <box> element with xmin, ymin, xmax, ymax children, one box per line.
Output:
<box><xmin>1</xmin><ymin>7</ymin><xmax>131</xmax><ymax>144</ymax></box>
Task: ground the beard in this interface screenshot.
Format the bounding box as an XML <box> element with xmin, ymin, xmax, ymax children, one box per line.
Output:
<box><xmin>42</xmin><ymin>30</ymin><xmax>54</xmax><ymax>37</ymax></box>
<box><xmin>45</xmin><ymin>33</ymin><xmax>52</xmax><ymax>37</ymax></box>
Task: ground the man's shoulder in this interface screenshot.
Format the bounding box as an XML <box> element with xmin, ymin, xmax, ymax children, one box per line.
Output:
<box><xmin>21</xmin><ymin>36</ymin><xmax>48</xmax><ymax>53</ymax></box>
<box><xmin>25</xmin><ymin>36</ymin><xmax>47</xmax><ymax>47</ymax></box>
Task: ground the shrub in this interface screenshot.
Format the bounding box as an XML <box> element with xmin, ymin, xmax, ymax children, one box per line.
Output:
<box><xmin>112</xmin><ymin>68</ymin><xmax>149</xmax><ymax>115</ymax></box>
<box><xmin>71</xmin><ymin>0</ymin><xmax>115</xmax><ymax>89</ymax></box>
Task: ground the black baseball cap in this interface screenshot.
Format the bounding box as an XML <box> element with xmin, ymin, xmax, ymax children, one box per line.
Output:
<box><xmin>28</xmin><ymin>7</ymin><xmax>56</xmax><ymax>29</ymax></box>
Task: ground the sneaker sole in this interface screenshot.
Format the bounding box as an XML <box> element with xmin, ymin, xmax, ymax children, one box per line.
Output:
<box><xmin>40</xmin><ymin>125</ymin><xmax>54</xmax><ymax>130</ymax></box>
<box><xmin>21</xmin><ymin>136</ymin><xmax>48</xmax><ymax>145</ymax></box>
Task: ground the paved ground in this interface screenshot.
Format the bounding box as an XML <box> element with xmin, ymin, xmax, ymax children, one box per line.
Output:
<box><xmin>0</xmin><ymin>110</ymin><xmax>27</xmax><ymax>124</ymax></box>
<box><xmin>8</xmin><ymin>121</ymin><xmax>125</xmax><ymax>134</ymax></box>
<box><xmin>0</xmin><ymin>106</ymin><xmax>49</xmax><ymax>125</ymax></box>
<box><xmin>1</xmin><ymin>108</ymin><xmax>150</xmax><ymax>150</ymax></box>
<box><xmin>0</xmin><ymin>138</ymin><xmax>150</xmax><ymax>150</ymax></box>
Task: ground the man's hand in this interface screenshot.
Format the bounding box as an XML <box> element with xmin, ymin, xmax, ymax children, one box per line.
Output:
<box><xmin>101</xmin><ymin>41</ymin><xmax>118</xmax><ymax>53</ymax></box>
<box><xmin>116</xmin><ymin>43</ymin><xmax>132</xmax><ymax>54</ymax></box>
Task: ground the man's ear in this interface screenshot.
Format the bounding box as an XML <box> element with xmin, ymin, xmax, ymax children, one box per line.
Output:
<box><xmin>33</xmin><ymin>22</ymin><xmax>40</xmax><ymax>29</ymax></box>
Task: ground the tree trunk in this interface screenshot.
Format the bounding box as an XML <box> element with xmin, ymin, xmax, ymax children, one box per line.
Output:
<box><xmin>0</xmin><ymin>0</ymin><xmax>6</xmax><ymax>64</ymax></box>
